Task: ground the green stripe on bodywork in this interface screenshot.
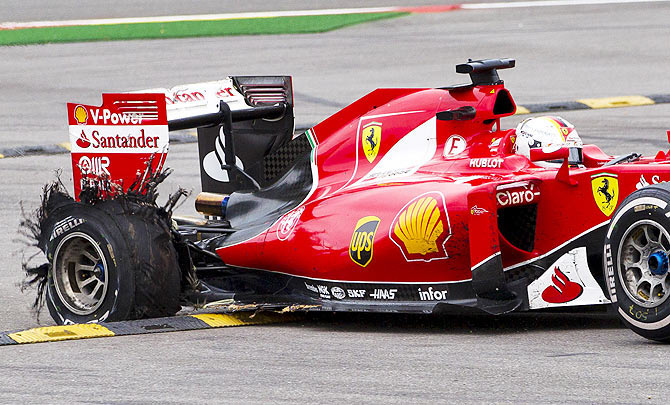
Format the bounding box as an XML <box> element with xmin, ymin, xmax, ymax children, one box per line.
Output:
<box><xmin>0</xmin><ymin>12</ymin><xmax>408</xmax><ymax>46</ymax></box>
<box><xmin>306</xmin><ymin>128</ymin><xmax>318</xmax><ymax>148</ymax></box>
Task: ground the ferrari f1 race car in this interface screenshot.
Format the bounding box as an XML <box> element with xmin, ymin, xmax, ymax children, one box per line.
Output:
<box><xmin>23</xmin><ymin>58</ymin><xmax>670</xmax><ymax>342</ymax></box>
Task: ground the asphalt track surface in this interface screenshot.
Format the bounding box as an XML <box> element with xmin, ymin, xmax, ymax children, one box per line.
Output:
<box><xmin>2</xmin><ymin>1</ymin><xmax>670</xmax><ymax>403</ymax></box>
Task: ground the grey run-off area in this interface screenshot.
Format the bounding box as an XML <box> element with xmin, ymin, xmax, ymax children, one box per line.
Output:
<box><xmin>1</xmin><ymin>0</ymin><xmax>670</xmax><ymax>403</ymax></box>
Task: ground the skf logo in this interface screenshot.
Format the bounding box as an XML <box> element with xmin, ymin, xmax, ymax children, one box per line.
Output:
<box><xmin>361</xmin><ymin>122</ymin><xmax>381</xmax><ymax>163</ymax></box>
<box><xmin>591</xmin><ymin>173</ymin><xmax>618</xmax><ymax>216</ymax></box>
<box><xmin>390</xmin><ymin>191</ymin><xmax>450</xmax><ymax>262</ymax></box>
<box><xmin>74</xmin><ymin>105</ymin><xmax>88</xmax><ymax>125</ymax></box>
<box><xmin>349</xmin><ymin>216</ymin><xmax>380</xmax><ymax>267</ymax></box>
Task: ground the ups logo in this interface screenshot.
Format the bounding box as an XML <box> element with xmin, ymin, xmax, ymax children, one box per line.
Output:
<box><xmin>349</xmin><ymin>216</ymin><xmax>380</xmax><ymax>267</ymax></box>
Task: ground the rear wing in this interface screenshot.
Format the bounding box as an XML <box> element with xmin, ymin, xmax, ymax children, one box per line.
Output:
<box><xmin>142</xmin><ymin>76</ymin><xmax>295</xmax><ymax>194</ymax></box>
<box><xmin>67</xmin><ymin>76</ymin><xmax>296</xmax><ymax>200</ymax></box>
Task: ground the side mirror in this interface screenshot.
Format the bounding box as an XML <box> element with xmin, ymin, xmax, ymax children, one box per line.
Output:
<box><xmin>529</xmin><ymin>147</ymin><xmax>577</xmax><ymax>186</ymax></box>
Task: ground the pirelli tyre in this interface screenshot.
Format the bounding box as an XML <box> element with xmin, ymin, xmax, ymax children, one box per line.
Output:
<box><xmin>605</xmin><ymin>184</ymin><xmax>670</xmax><ymax>341</ymax></box>
<box><xmin>43</xmin><ymin>199</ymin><xmax>181</xmax><ymax>324</ymax></box>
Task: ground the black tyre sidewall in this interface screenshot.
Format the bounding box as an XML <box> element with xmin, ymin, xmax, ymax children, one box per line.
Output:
<box><xmin>123</xmin><ymin>212</ymin><xmax>181</xmax><ymax>318</ymax></box>
<box><xmin>606</xmin><ymin>186</ymin><xmax>670</xmax><ymax>341</ymax></box>
<box><xmin>44</xmin><ymin>202</ymin><xmax>135</xmax><ymax>324</ymax></box>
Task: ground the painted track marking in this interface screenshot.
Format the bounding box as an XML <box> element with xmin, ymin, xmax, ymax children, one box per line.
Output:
<box><xmin>0</xmin><ymin>312</ymin><xmax>298</xmax><ymax>346</ymax></box>
<box><xmin>2</xmin><ymin>0</ymin><xmax>669</xmax><ymax>31</ymax></box>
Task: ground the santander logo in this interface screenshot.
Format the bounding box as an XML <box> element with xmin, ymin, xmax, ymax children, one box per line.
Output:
<box><xmin>541</xmin><ymin>267</ymin><xmax>583</xmax><ymax>303</ymax></box>
<box><xmin>76</xmin><ymin>131</ymin><xmax>91</xmax><ymax>148</ymax></box>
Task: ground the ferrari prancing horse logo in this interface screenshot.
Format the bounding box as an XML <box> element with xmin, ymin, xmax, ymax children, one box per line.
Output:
<box><xmin>591</xmin><ymin>173</ymin><xmax>618</xmax><ymax>216</ymax></box>
<box><xmin>361</xmin><ymin>122</ymin><xmax>381</xmax><ymax>163</ymax></box>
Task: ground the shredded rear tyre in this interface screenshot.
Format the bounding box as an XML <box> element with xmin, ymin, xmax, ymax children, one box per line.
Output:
<box><xmin>42</xmin><ymin>197</ymin><xmax>181</xmax><ymax>324</ymax></box>
<box><xmin>20</xmin><ymin>170</ymin><xmax>186</xmax><ymax>324</ymax></box>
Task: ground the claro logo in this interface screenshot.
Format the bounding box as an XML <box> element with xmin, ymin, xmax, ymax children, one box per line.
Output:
<box><xmin>496</xmin><ymin>182</ymin><xmax>540</xmax><ymax>207</ymax></box>
<box><xmin>75</xmin><ymin>129</ymin><xmax>161</xmax><ymax>149</ymax></box>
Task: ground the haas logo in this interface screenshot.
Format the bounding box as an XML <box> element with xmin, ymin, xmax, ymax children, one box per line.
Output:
<box><xmin>541</xmin><ymin>267</ymin><xmax>583</xmax><ymax>304</ymax></box>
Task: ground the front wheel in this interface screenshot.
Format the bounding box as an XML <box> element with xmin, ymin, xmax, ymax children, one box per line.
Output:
<box><xmin>605</xmin><ymin>185</ymin><xmax>670</xmax><ymax>341</ymax></box>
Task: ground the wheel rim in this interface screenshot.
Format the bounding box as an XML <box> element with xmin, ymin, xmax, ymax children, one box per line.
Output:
<box><xmin>53</xmin><ymin>232</ymin><xmax>109</xmax><ymax>315</ymax></box>
<box><xmin>618</xmin><ymin>219</ymin><xmax>670</xmax><ymax>308</ymax></box>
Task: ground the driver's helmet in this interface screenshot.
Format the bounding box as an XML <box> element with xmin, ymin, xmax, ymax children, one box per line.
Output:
<box><xmin>514</xmin><ymin>116</ymin><xmax>583</xmax><ymax>167</ymax></box>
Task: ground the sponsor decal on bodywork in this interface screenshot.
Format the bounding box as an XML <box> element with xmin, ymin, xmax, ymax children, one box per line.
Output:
<box><xmin>443</xmin><ymin>134</ymin><xmax>466</xmax><ymax>156</ymax></box>
<box><xmin>591</xmin><ymin>173</ymin><xmax>618</xmax><ymax>216</ymax></box>
<box><xmin>137</xmin><ymin>78</ymin><xmax>248</xmax><ymax>121</ymax></box>
<box><xmin>74</xmin><ymin>105</ymin><xmax>88</xmax><ymax>124</ymax></box>
<box><xmin>361</xmin><ymin>122</ymin><xmax>382</xmax><ymax>163</ymax></box>
<box><xmin>369</xmin><ymin>288</ymin><xmax>397</xmax><ymax>300</ymax></box>
<box><xmin>331</xmin><ymin>286</ymin><xmax>346</xmax><ymax>300</ymax></box>
<box><xmin>496</xmin><ymin>181</ymin><xmax>540</xmax><ymax>207</ymax></box>
<box><xmin>347</xmin><ymin>289</ymin><xmax>366</xmax><ymax>298</ymax></box>
<box><xmin>349</xmin><ymin>216</ymin><xmax>380</xmax><ymax>267</ymax></box>
<box><xmin>304</xmin><ymin>282</ymin><xmax>332</xmax><ymax>299</ymax></box>
<box><xmin>67</xmin><ymin>93</ymin><xmax>169</xmax><ymax>199</ymax></box>
<box><xmin>390</xmin><ymin>191</ymin><xmax>450</xmax><ymax>262</ymax></box>
<box><xmin>541</xmin><ymin>267</ymin><xmax>583</xmax><ymax>303</ymax></box>
<box><xmin>277</xmin><ymin>205</ymin><xmax>305</xmax><ymax>241</ymax></box>
<box><xmin>469</xmin><ymin>158</ymin><xmax>503</xmax><ymax>169</ymax></box>
<box><xmin>202</xmin><ymin>129</ymin><xmax>245</xmax><ymax>183</ymax></box>
<box><xmin>78</xmin><ymin>156</ymin><xmax>110</xmax><ymax>176</ymax></box>
<box><xmin>470</xmin><ymin>205</ymin><xmax>489</xmax><ymax>215</ymax></box>
<box><xmin>527</xmin><ymin>247</ymin><xmax>610</xmax><ymax>309</ymax></box>
<box><xmin>417</xmin><ymin>287</ymin><xmax>448</xmax><ymax>301</ymax></box>
<box><xmin>353</xmin><ymin>117</ymin><xmax>436</xmax><ymax>186</ymax></box>
<box><xmin>636</xmin><ymin>174</ymin><xmax>669</xmax><ymax>189</ymax></box>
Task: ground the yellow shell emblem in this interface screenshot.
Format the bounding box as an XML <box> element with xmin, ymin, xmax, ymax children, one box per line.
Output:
<box><xmin>390</xmin><ymin>192</ymin><xmax>450</xmax><ymax>262</ymax></box>
<box><xmin>361</xmin><ymin>122</ymin><xmax>381</xmax><ymax>163</ymax></box>
<box><xmin>74</xmin><ymin>105</ymin><xmax>88</xmax><ymax>124</ymax></box>
<box><xmin>591</xmin><ymin>173</ymin><xmax>618</xmax><ymax>217</ymax></box>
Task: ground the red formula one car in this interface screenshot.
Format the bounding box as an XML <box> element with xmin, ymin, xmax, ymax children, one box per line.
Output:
<box><xmin>24</xmin><ymin>58</ymin><xmax>670</xmax><ymax>341</ymax></box>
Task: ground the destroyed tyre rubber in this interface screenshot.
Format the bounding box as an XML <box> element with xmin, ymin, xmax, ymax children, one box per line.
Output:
<box><xmin>43</xmin><ymin>199</ymin><xmax>181</xmax><ymax>324</ymax></box>
<box><xmin>605</xmin><ymin>184</ymin><xmax>670</xmax><ymax>342</ymax></box>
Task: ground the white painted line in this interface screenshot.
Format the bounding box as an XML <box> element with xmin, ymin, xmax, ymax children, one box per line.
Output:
<box><xmin>462</xmin><ymin>0</ymin><xmax>670</xmax><ymax>9</ymax></box>
<box><xmin>0</xmin><ymin>7</ymin><xmax>400</xmax><ymax>30</ymax></box>
<box><xmin>2</xmin><ymin>0</ymin><xmax>668</xmax><ymax>31</ymax></box>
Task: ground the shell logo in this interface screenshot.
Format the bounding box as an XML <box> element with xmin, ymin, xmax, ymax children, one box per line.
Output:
<box><xmin>74</xmin><ymin>105</ymin><xmax>88</xmax><ymax>124</ymax></box>
<box><xmin>390</xmin><ymin>191</ymin><xmax>450</xmax><ymax>262</ymax></box>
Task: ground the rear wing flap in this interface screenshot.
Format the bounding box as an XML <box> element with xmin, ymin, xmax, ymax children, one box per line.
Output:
<box><xmin>142</xmin><ymin>76</ymin><xmax>296</xmax><ymax>194</ymax></box>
